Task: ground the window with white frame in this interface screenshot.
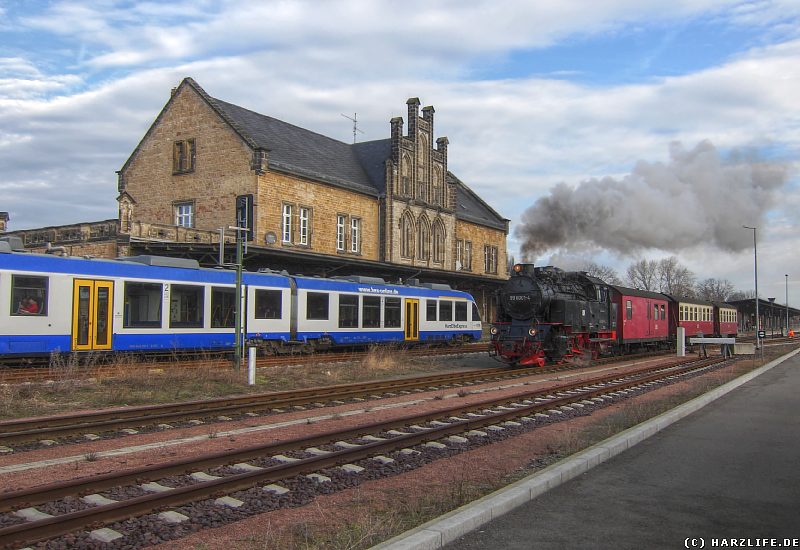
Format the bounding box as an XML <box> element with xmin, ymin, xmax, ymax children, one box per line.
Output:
<box><xmin>299</xmin><ymin>207</ymin><xmax>310</xmax><ymax>246</ymax></box>
<box><xmin>175</xmin><ymin>202</ymin><xmax>194</xmax><ymax>228</ymax></box>
<box><xmin>336</xmin><ymin>215</ymin><xmax>346</xmax><ymax>251</ymax></box>
<box><xmin>350</xmin><ymin>217</ymin><xmax>361</xmax><ymax>253</ymax></box>
<box><xmin>282</xmin><ymin>204</ymin><xmax>293</xmax><ymax>243</ymax></box>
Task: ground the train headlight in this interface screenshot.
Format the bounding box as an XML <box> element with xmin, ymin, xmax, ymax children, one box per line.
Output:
<box><xmin>528</xmin><ymin>328</ymin><xmax>537</xmax><ymax>337</ymax></box>
<box><xmin>490</xmin><ymin>327</ymin><xmax>498</xmax><ymax>335</ymax></box>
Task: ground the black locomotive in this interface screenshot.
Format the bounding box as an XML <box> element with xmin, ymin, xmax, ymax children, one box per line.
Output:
<box><xmin>490</xmin><ymin>264</ymin><xmax>615</xmax><ymax>366</ymax></box>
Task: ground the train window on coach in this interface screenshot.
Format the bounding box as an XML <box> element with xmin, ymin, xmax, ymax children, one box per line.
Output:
<box><xmin>626</xmin><ymin>300</ymin><xmax>632</xmax><ymax>320</ymax></box>
<box><xmin>306</xmin><ymin>292</ymin><xmax>329</xmax><ymax>320</ymax></box>
<box><xmin>339</xmin><ymin>295</ymin><xmax>359</xmax><ymax>328</ymax></box>
<box><xmin>439</xmin><ymin>300</ymin><xmax>453</xmax><ymax>322</ymax></box>
<box><xmin>11</xmin><ymin>275</ymin><xmax>48</xmax><ymax>316</ymax></box>
<box><xmin>455</xmin><ymin>301</ymin><xmax>468</xmax><ymax>321</ymax></box>
<box><xmin>211</xmin><ymin>287</ymin><xmax>236</xmax><ymax>328</ymax></box>
<box><xmin>385</xmin><ymin>298</ymin><xmax>402</xmax><ymax>328</ymax></box>
<box><xmin>255</xmin><ymin>289</ymin><xmax>282</xmax><ymax>319</ymax></box>
<box><xmin>472</xmin><ymin>302</ymin><xmax>481</xmax><ymax>322</ymax></box>
<box><xmin>124</xmin><ymin>282</ymin><xmax>162</xmax><ymax>328</ymax></box>
<box><xmin>169</xmin><ymin>285</ymin><xmax>204</xmax><ymax>328</ymax></box>
<box><xmin>426</xmin><ymin>300</ymin><xmax>437</xmax><ymax>321</ymax></box>
<box><xmin>660</xmin><ymin>304</ymin><xmax>665</xmax><ymax>320</ymax></box>
<box><xmin>363</xmin><ymin>296</ymin><xmax>381</xmax><ymax>328</ymax></box>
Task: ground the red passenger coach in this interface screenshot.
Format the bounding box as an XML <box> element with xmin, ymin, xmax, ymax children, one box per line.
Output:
<box><xmin>713</xmin><ymin>302</ymin><xmax>738</xmax><ymax>337</ymax></box>
<box><xmin>667</xmin><ymin>296</ymin><xmax>715</xmax><ymax>338</ymax></box>
<box><xmin>610</xmin><ymin>286</ymin><xmax>670</xmax><ymax>352</ymax></box>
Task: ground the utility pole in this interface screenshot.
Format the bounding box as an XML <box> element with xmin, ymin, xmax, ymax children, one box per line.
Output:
<box><xmin>227</xmin><ymin>225</ymin><xmax>247</xmax><ymax>370</ymax></box>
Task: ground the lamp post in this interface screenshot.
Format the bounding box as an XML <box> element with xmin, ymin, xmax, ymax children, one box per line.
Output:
<box><xmin>743</xmin><ymin>226</ymin><xmax>759</xmax><ymax>351</ymax></box>
<box><xmin>787</xmin><ymin>274</ymin><xmax>790</xmax><ymax>335</ymax></box>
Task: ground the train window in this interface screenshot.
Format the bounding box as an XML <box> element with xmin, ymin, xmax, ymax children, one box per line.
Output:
<box><xmin>255</xmin><ymin>289</ymin><xmax>282</xmax><ymax>319</ymax></box>
<box><xmin>11</xmin><ymin>275</ymin><xmax>48</xmax><ymax>316</ymax></box>
<box><xmin>339</xmin><ymin>295</ymin><xmax>359</xmax><ymax>328</ymax></box>
<box><xmin>385</xmin><ymin>298</ymin><xmax>401</xmax><ymax>328</ymax></box>
<box><xmin>211</xmin><ymin>287</ymin><xmax>236</xmax><ymax>328</ymax></box>
<box><xmin>170</xmin><ymin>285</ymin><xmax>204</xmax><ymax>328</ymax></box>
<box><xmin>660</xmin><ymin>305</ymin><xmax>665</xmax><ymax>320</ymax></box>
<box><xmin>426</xmin><ymin>300</ymin><xmax>437</xmax><ymax>321</ymax></box>
<box><xmin>626</xmin><ymin>300</ymin><xmax>632</xmax><ymax>320</ymax></box>
<box><xmin>306</xmin><ymin>292</ymin><xmax>329</xmax><ymax>320</ymax></box>
<box><xmin>363</xmin><ymin>296</ymin><xmax>381</xmax><ymax>328</ymax></box>
<box><xmin>653</xmin><ymin>304</ymin><xmax>658</xmax><ymax>321</ymax></box>
<box><xmin>439</xmin><ymin>300</ymin><xmax>453</xmax><ymax>322</ymax></box>
<box><xmin>455</xmin><ymin>301</ymin><xmax>468</xmax><ymax>321</ymax></box>
<box><xmin>124</xmin><ymin>282</ymin><xmax>162</xmax><ymax>328</ymax></box>
<box><xmin>472</xmin><ymin>303</ymin><xmax>481</xmax><ymax>322</ymax></box>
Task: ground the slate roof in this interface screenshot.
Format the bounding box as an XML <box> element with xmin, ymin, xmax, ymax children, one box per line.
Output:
<box><xmin>144</xmin><ymin>78</ymin><xmax>507</xmax><ymax>232</ymax></box>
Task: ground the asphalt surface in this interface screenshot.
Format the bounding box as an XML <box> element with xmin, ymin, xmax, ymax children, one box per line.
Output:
<box><xmin>440</xmin><ymin>350</ymin><xmax>800</xmax><ymax>550</ymax></box>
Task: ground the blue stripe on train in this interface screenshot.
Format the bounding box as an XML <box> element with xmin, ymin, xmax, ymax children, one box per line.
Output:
<box><xmin>0</xmin><ymin>329</ymin><xmax>481</xmax><ymax>356</ymax></box>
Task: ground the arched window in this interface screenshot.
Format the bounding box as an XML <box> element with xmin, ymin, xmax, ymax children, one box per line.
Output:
<box><xmin>400</xmin><ymin>155</ymin><xmax>411</xmax><ymax>196</ymax></box>
<box><xmin>432</xmin><ymin>166</ymin><xmax>443</xmax><ymax>206</ymax></box>
<box><xmin>417</xmin><ymin>215</ymin><xmax>430</xmax><ymax>261</ymax></box>
<box><xmin>432</xmin><ymin>219</ymin><xmax>446</xmax><ymax>264</ymax></box>
<box><xmin>417</xmin><ymin>136</ymin><xmax>429</xmax><ymax>203</ymax></box>
<box><xmin>400</xmin><ymin>212</ymin><xmax>414</xmax><ymax>259</ymax></box>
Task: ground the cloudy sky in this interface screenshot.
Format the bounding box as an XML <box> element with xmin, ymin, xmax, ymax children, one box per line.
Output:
<box><xmin>1</xmin><ymin>0</ymin><xmax>798</xmax><ymax>303</ymax></box>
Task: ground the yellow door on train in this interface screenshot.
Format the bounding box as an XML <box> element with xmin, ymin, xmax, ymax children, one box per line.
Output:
<box><xmin>404</xmin><ymin>298</ymin><xmax>419</xmax><ymax>341</ymax></box>
<box><xmin>72</xmin><ymin>279</ymin><xmax>114</xmax><ymax>351</ymax></box>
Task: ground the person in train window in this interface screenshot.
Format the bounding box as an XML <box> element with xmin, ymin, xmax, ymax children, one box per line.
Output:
<box><xmin>18</xmin><ymin>296</ymin><xmax>39</xmax><ymax>315</ymax></box>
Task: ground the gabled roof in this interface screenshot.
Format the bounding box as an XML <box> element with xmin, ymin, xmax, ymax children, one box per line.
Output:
<box><xmin>447</xmin><ymin>172</ymin><xmax>509</xmax><ymax>232</ymax></box>
<box><xmin>122</xmin><ymin>77</ymin><xmax>507</xmax><ymax>231</ymax></box>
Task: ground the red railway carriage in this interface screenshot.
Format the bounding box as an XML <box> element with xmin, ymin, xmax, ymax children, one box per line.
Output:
<box><xmin>609</xmin><ymin>286</ymin><xmax>670</xmax><ymax>351</ymax></box>
<box><xmin>667</xmin><ymin>295</ymin><xmax>715</xmax><ymax>339</ymax></box>
<box><xmin>713</xmin><ymin>302</ymin><xmax>738</xmax><ymax>337</ymax></box>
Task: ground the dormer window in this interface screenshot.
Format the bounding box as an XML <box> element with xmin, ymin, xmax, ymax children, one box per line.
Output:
<box><xmin>173</xmin><ymin>138</ymin><xmax>196</xmax><ymax>174</ymax></box>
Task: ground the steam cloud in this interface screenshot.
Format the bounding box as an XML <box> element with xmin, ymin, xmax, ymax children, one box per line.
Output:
<box><xmin>517</xmin><ymin>140</ymin><xmax>788</xmax><ymax>258</ymax></box>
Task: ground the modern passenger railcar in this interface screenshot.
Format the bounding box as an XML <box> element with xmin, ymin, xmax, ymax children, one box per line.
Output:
<box><xmin>0</xmin><ymin>246</ymin><xmax>481</xmax><ymax>359</ymax></box>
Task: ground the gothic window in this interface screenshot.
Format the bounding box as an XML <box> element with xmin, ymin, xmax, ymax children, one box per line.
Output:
<box><xmin>417</xmin><ymin>135</ymin><xmax>429</xmax><ymax>203</ymax></box>
<box><xmin>400</xmin><ymin>212</ymin><xmax>414</xmax><ymax>259</ymax></box>
<box><xmin>417</xmin><ymin>215</ymin><xmax>430</xmax><ymax>261</ymax></box>
<box><xmin>400</xmin><ymin>155</ymin><xmax>411</xmax><ymax>196</ymax></box>
<box><xmin>432</xmin><ymin>166</ymin><xmax>444</xmax><ymax>206</ymax></box>
<box><xmin>432</xmin><ymin>219</ymin><xmax>445</xmax><ymax>264</ymax></box>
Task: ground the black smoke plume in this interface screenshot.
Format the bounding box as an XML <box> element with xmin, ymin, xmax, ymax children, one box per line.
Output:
<box><xmin>516</xmin><ymin>140</ymin><xmax>788</xmax><ymax>258</ymax></box>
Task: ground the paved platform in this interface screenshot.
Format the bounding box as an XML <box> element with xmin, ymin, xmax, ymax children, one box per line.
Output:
<box><xmin>374</xmin><ymin>348</ymin><xmax>800</xmax><ymax>550</ymax></box>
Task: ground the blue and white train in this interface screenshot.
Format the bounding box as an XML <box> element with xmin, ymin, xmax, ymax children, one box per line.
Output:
<box><xmin>0</xmin><ymin>242</ymin><xmax>482</xmax><ymax>359</ymax></box>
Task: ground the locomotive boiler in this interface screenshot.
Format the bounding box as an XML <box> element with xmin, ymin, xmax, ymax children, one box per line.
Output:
<box><xmin>490</xmin><ymin>264</ymin><xmax>616</xmax><ymax>366</ymax></box>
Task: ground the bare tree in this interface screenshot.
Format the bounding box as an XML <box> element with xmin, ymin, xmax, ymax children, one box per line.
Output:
<box><xmin>657</xmin><ymin>257</ymin><xmax>695</xmax><ymax>297</ymax></box>
<box><xmin>696</xmin><ymin>278</ymin><xmax>735</xmax><ymax>302</ymax></box>
<box><xmin>729</xmin><ymin>289</ymin><xmax>756</xmax><ymax>301</ymax></box>
<box><xmin>582</xmin><ymin>262</ymin><xmax>622</xmax><ymax>285</ymax></box>
<box><xmin>626</xmin><ymin>259</ymin><xmax>659</xmax><ymax>290</ymax></box>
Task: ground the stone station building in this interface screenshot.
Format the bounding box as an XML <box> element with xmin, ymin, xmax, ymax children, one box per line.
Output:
<box><xmin>3</xmin><ymin>78</ymin><xmax>509</xmax><ymax>321</ymax></box>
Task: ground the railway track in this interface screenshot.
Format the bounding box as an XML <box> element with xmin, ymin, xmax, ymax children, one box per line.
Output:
<box><xmin>0</xmin><ymin>356</ymin><xmax>729</xmax><ymax>549</ymax></box>
<box><xmin>0</xmin><ymin>343</ymin><xmax>490</xmax><ymax>384</ymax></box>
<box><xmin>0</xmin><ymin>361</ymin><xmax>591</xmax><ymax>450</ymax></box>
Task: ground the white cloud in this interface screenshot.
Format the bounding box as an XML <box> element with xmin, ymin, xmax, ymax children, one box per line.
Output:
<box><xmin>1</xmin><ymin>1</ymin><xmax>798</xmax><ymax>298</ymax></box>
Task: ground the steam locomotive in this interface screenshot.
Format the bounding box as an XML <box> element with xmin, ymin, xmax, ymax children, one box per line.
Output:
<box><xmin>489</xmin><ymin>263</ymin><xmax>738</xmax><ymax>367</ymax></box>
<box><xmin>489</xmin><ymin>264</ymin><xmax>615</xmax><ymax>366</ymax></box>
